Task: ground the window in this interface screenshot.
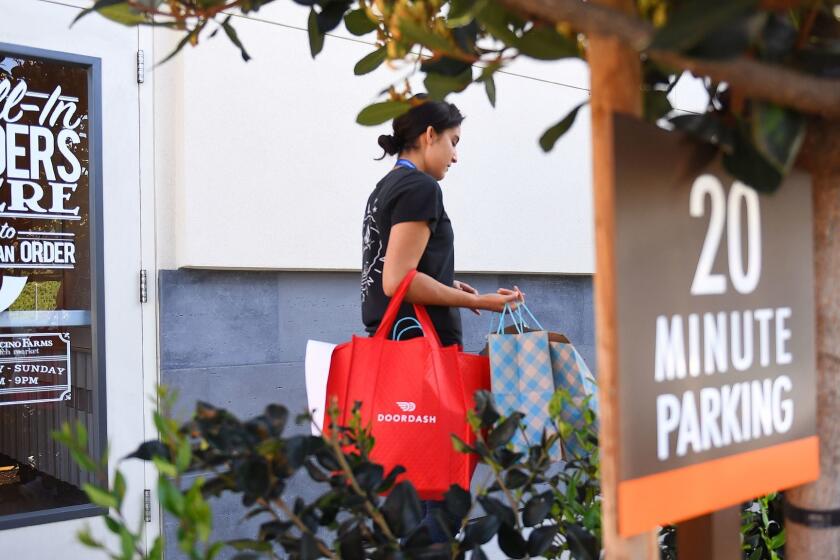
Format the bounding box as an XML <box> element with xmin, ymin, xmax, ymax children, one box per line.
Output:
<box><xmin>0</xmin><ymin>44</ymin><xmax>105</xmax><ymax>529</ymax></box>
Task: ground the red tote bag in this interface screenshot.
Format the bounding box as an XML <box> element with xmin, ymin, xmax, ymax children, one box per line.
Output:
<box><xmin>325</xmin><ymin>270</ymin><xmax>489</xmax><ymax>500</ymax></box>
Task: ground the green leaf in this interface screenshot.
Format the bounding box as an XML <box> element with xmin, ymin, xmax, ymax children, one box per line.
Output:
<box><xmin>564</xmin><ymin>522</ymin><xmax>599</xmax><ymax>560</ymax></box>
<box><xmin>517</xmin><ymin>26</ymin><xmax>578</xmax><ymax>60</ymax></box>
<box><xmin>447</xmin><ymin>0</ymin><xmax>480</xmax><ymax>28</ymax></box>
<box><xmin>424</xmin><ymin>68</ymin><xmax>473</xmax><ymax>100</ymax></box>
<box><xmin>317</xmin><ymin>2</ymin><xmax>348</xmax><ymax>34</ymax></box>
<box><xmin>722</xmin><ymin>127</ymin><xmax>783</xmax><ymax>192</ymax></box>
<box><xmin>475</xmin><ymin>62</ymin><xmax>502</xmax><ymax>108</ymax></box>
<box><xmin>113</xmin><ymin>470</ymin><xmax>126</xmax><ymax>507</ymax></box>
<box><xmin>72</xmin><ymin>0</ymin><xmax>133</xmax><ymax>26</ymax></box>
<box><xmin>77</xmin><ymin>528</ymin><xmax>104</xmax><ymax>549</ymax></box>
<box><xmin>498</xmin><ymin>523</ymin><xmax>528</xmax><ymax>559</ymax></box>
<box><xmin>83</xmin><ymin>484</ymin><xmax>119</xmax><ymax>509</ymax></box>
<box><xmin>68</xmin><ymin>448</ymin><xmax>98</xmax><ymax>472</ymax></box>
<box><xmin>476</xmin><ymin>2</ymin><xmax>519</xmax><ymax>44</ymax></box>
<box><xmin>184</xmin><ymin>479</ymin><xmax>212</xmax><ymax>542</ymax></box>
<box><xmin>523</xmin><ymin>491</ymin><xmax>552</xmax><ymax>527</ymax></box>
<box><xmin>478</xmin><ymin>496</ymin><xmax>515</xmax><ymax>527</ymax></box>
<box><xmin>528</xmin><ymin>525</ymin><xmax>559</xmax><ymax>557</ymax></box>
<box><xmin>158</xmin><ymin>24</ymin><xmax>203</xmax><ymax>66</ymax></box>
<box><xmin>670</xmin><ymin>113</ymin><xmax>732</xmax><ymax>147</ymax></box>
<box><xmin>398</xmin><ymin>20</ymin><xmax>454</xmax><ymax>53</ymax></box>
<box><xmin>119</xmin><ymin>526</ymin><xmax>136</xmax><ymax>560</ymax></box>
<box><xmin>221</xmin><ymin>16</ymin><xmax>251</xmax><ymax>62</ymax></box>
<box><xmin>487</xmin><ymin>412</ymin><xmax>523</xmax><ymax>448</ymax></box>
<box><xmin>451</xmin><ymin>433</ymin><xmax>476</xmax><ymax>454</ymax></box>
<box><xmin>750</xmin><ymin>102</ymin><xmax>805</xmax><ymax>173</ymax></box>
<box><xmin>643</xmin><ymin>90</ymin><xmax>672</xmax><ymax>122</ymax></box>
<box><xmin>649</xmin><ymin>0</ymin><xmax>757</xmax><ymax>53</ymax></box>
<box><xmin>103</xmin><ymin>515</ymin><xmax>122</xmax><ymax>535</ymax></box>
<box><xmin>152</xmin><ymin>455</ymin><xmax>178</xmax><ymax>478</ymax></box>
<box><xmin>474</xmin><ymin>390</ymin><xmax>500</xmax><ymax>428</ymax></box>
<box><xmin>377</xmin><ymin>464</ymin><xmax>406</xmax><ymax>493</ymax></box>
<box><xmin>76</xmin><ymin>422</ymin><xmax>89</xmax><ymax>447</ymax></box>
<box><xmin>464</xmin><ymin>515</ymin><xmax>501</xmax><ymax>546</ymax></box>
<box><xmin>70</xmin><ymin>0</ymin><xmax>149</xmax><ymax>26</ymax></box>
<box><xmin>353</xmin><ymin>463</ymin><xmax>384</xmax><ymax>492</ymax></box>
<box><xmin>227</xmin><ymin>539</ymin><xmax>274</xmax><ymax>552</ymax></box>
<box><xmin>505</xmin><ymin>468</ymin><xmax>529</xmax><ymax>489</ymax></box>
<box><xmin>149</xmin><ymin>537</ymin><xmax>163</xmax><ymax>560</ymax></box>
<box><xmin>354</xmin><ymin>47</ymin><xmax>387</xmax><ymax>76</ymax></box>
<box><xmin>356</xmin><ymin>101</ymin><xmax>411</xmax><ymax>126</ymax></box>
<box><xmin>483</xmin><ymin>73</ymin><xmax>496</xmax><ymax>107</ymax></box>
<box><xmin>300</xmin><ymin>533</ymin><xmax>321</xmax><ymax>560</ymax></box>
<box><xmin>344</xmin><ymin>9</ymin><xmax>378</xmax><ymax>36</ymax></box>
<box><xmin>308</xmin><ymin>9</ymin><xmax>325</xmax><ymax>58</ymax></box>
<box><xmin>98</xmin><ymin>4</ymin><xmax>148</xmax><ymax>26</ymax></box>
<box><xmin>539</xmin><ymin>102</ymin><xmax>586</xmax><ymax>152</ymax></box>
<box><xmin>158</xmin><ymin>476</ymin><xmax>185</xmax><ymax>516</ymax></box>
<box><xmin>768</xmin><ymin>528</ymin><xmax>786</xmax><ymax>549</ymax></box>
<box><xmin>206</xmin><ymin>542</ymin><xmax>226</xmax><ymax>560</ymax></box>
<box><xmin>382</xmin><ymin>481</ymin><xmax>422</xmax><ymax>537</ymax></box>
<box><xmin>175</xmin><ymin>437</ymin><xmax>192</xmax><ymax>472</ymax></box>
<box><xmin>444</xmin><ymin>484</ymin><xmax>472</xmax><ymax>519</ymax></box>
<box><xmin>125</xmin><ymin>440</ymin><xmax>171</xmax><ymax>462</ymax></box>
<box><xmin>422</xmin><ymin>56</ymin><xmax>472</xmax><ymax>76</ymax></box>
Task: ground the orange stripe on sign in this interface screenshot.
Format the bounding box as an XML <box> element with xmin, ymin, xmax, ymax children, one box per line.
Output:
<box><xmin>618</xmin><ymin>436</ymin><xmax>819</xmax><ymax>537</ymax></box>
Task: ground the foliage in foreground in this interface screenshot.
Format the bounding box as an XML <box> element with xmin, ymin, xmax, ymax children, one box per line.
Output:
<box><xmin>55</xmin><ymin>385</ymin><xmax>788</xmax><ymax>559</ymax></box>
<box><xmin>56</xmin><ymin>386</ymin><xmax>605</xmax><ymax>559</ymax></box>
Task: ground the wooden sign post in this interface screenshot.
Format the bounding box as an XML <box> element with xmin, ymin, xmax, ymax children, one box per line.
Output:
<box><xmin>588</xmin><ymin>2</ymin><xmax>658</xmax><ymax>557</ymax></box>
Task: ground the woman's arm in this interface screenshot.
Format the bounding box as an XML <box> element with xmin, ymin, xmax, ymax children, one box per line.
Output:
<box><xmin>382</xmin><ymin>221</ymin><xmax>522</xmax><ymax>313</ymax></box>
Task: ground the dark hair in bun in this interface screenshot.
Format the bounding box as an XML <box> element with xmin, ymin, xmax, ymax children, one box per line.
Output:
<box><xmin>375</xmin><ymin>95</ymin><xmax>464</xmax><ymax>160</ymax></box>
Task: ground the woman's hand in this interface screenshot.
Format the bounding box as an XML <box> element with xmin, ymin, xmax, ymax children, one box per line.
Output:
<box><xmin>475</xmin><ymin>286</ymin><xmax>524</xmax><ymax>313</ymax></box>
<box><xmin>454</xmin><ymin>280</ymin><xmax>481</xmax><ymax>315</ymax></box>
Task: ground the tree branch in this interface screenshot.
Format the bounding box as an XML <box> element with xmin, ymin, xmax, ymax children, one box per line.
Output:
<box><xmin>499</xmin><ymin>0</ymin><xmax>840</xmax><ymax>118</ymax></box>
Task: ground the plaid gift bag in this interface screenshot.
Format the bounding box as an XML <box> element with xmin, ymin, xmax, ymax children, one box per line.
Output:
<box><xmin>488</xmin><ymin>307</ymin><xmax>561</xmax><ymax>460</ymax></box>
<box><xmin>550</xmin><ymin>341</ymin><xmax>598</xmax><ymax>458</ymax></box>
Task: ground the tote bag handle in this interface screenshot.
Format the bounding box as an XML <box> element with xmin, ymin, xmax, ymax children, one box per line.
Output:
<box><xmin>373</xmin><ymin>270</ymin><xmax>442</xmax><ymax>348</ymax></box>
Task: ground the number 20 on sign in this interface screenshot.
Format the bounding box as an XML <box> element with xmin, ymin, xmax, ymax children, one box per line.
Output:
<box><xmin>612</xmin><ymin>116</ymin><xmax>818</xmax><ymax>536</ymax></box>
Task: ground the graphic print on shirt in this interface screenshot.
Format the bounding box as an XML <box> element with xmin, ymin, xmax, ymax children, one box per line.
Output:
<box><xmin>361</xmin><ymin>197</ymin><xmax>383</xmax><ymax>302</ymax></box>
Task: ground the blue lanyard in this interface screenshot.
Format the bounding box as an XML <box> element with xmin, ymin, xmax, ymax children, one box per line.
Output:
<box><xmin>395</xmin><ymin>158</ymin><xmax>417</xmax><ymax>170</ymax></box>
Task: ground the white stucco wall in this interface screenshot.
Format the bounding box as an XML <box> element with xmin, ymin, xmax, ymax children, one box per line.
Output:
<box><xmin>153</xmin><ymin>6</ymin><xmax>595</xmax><ymax>273</ymax></box>
<box><xmin>152</xmin><ymin>5</ymin><xmax>709</xmax><ymax>274</ymax></box>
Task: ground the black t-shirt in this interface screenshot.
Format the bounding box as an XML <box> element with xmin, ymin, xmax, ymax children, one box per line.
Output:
<box><xmin>361</xmin><ymin>166</ymin><xmax>463</xmax><ymax>347</ymax></box>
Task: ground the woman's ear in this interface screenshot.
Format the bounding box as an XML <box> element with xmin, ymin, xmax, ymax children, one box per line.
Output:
<box><xmin>424</xmin><ymin>125</ymin><xmax>436</xmax><ymax>145</ymax></box>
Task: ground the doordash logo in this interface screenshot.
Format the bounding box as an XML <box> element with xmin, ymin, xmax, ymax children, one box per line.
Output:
<box><xmin>377</xmin><ymin>401</ymin><xmax>436</xmax><ymax>424</ymax></box>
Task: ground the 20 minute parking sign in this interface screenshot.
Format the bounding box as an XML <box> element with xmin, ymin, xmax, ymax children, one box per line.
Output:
<box><xmin>613</xmin><ymin>116</ymin><xmax>818</xmax><ymax>536</ymax></box>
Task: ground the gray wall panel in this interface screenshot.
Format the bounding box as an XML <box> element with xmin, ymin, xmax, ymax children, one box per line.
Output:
<box><xmin>159</xmin><ymin>269</ymin><xmax>594</xmax><ymax>558</ymax></box>
<box><xmin>159</xmin><ymin>270</ymin><xmax>284</xmax><ymax>369</ymax></box>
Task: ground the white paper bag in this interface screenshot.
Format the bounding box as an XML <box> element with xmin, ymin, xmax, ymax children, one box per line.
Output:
<box><xmin>305</xmin><ymin>340</ymin><xmax>336</xmax><ymax>435</ymax></box>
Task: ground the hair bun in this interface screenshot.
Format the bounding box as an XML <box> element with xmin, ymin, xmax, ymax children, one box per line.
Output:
<box><xmin>377</xmin><ymin>134</ymin><xmax>401</xmax><ymax>156</ymax></box>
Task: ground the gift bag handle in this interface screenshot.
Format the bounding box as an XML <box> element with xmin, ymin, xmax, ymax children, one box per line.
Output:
<box><xmin>492</xmin><ymin>302</ymin><xmax>544</xmax><ymax>334</ymax></box>
<box><xmin>495</xmin><ymin>303</ymin><xmax>524</xmax><ymax>335</ymax></box>
<box><xmin>516</xmin><ymin>303</ymin><xmax>544</xmax><ymax>331</ymax></box>
<box><xmin>392</xmin><ymin>317</ymin><xmax>423</xmax><ymax>341</ymax></box>
<box><xmin>374</xmin><ymin>269</ymin><xmax>442</xmax><ymax>348</ymax></box>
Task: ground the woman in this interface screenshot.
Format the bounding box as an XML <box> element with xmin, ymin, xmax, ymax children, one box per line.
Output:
<box><xmin>362</xmin><ymin>98</ymin><xmax>522</xmax><ymax>345</ymax></box>
<box><xmin>361</xmin><ymin>97</ymin><xmax>522</xmax><ymax>542</ymax></box>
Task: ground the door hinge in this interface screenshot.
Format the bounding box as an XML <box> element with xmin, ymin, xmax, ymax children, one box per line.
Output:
<box><xmin>143</xmin><ymin>489</ymin><xmax>152</xmax><ymax>522</ymax></box>
<box><xmin>140</xmin><ymin>269</ymin><xmax>148</xmax><ymax>303</ymax></box>
<box><xmin>137</xmin><ymin>50</ymin><xmax>145</xmax><ymax>84</ymax></box>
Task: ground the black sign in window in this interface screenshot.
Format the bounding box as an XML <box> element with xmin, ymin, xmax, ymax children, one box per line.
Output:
<box><xmin>0</xmin><ymin>44</ymin><xmax>105</xmax><ymax>530</ymax></box>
